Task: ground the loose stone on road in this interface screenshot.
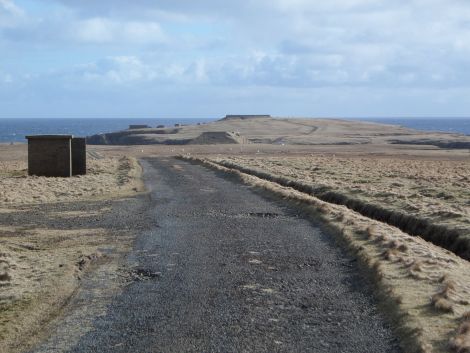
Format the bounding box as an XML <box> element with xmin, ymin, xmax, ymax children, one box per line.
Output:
<box><xmin>31</xmin><ymin>158</ymin><xmax>401</xmax><ymax>353</ymax></box>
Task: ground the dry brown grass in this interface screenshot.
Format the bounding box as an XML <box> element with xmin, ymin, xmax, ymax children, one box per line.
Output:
<box><xmin>0</xmin><ymin>156</ymin><xmax>144</xmax><ymax>353</ymax></box>
<box><xmin>205</xmin><ymin>155</ymin><xmax>470</xmax><ymax>260</ymax></box>
<box><xmin>181</xmin><ymin>155</ymin><xmax>470</xmax><ymax>353</ymax></box>
<box><xmin>0</xmin><ymin>156</ymin><xmax>143</xmax><ymax>205</ymax></box>
<box><xmin>449</xmin><ymin>316</ymin><xmax>470</xmax><ymax>353</ymax></box>
<box><xmin>0</xmin><ymin>226</ymin><xmax>134</xmax><ymax>353</ymax></box>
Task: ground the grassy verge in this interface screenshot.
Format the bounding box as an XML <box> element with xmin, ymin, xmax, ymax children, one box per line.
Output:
<box><xmin>179</xmin><ymin>155</ymin><xmax>470</xmax><ymax>353</ymax></box>
<box><xmin>0</xmin><ymin>156</ymin><xmax>144</xmax><ymax>353</ymax></box>
<box><xmin>210</xmin><ymin>158</ymin><xmax>470</xmax><ymax>260</ymax></box>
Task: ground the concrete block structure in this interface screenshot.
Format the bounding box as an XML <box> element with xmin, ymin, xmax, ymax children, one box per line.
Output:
<box><xmin>224</xmin><ymin>115</ymin><xmax>271</xmax><ymax>120</ymax></box>
<box><xmin>26</xmin><ymin>135</ymin><xmax>73</xmax><ymax>177</ymax></box>
<box><xmin>72</xmin><ymin>137</ymin><xmax>87</xmax><ymax>176</ymax></box>
<box><xmin>26</xmin><ymin>135</ymin><xmax>88</xmax><ymax>177</ymax></box>
<box><xmin>129</xmin><ymin>125</ymin><xmax>150</xmax><ymax>129</ymax></box>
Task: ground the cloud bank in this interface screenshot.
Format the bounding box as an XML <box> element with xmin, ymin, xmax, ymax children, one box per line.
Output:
<box><xmin>1</xmin><ymin>0</ymin><xmax>470</xmax><ymax>117</ymax></box>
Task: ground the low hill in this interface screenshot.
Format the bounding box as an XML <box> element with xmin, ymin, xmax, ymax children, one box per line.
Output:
<box><xmin>86</xmin><ymin>116</ymin><xmax>470</xmax><ymax>149</ymax></box>
<box><xmin>190</xmin><ymin>131</ymin><xmax>246</xmax><ymax>144</ymax></box>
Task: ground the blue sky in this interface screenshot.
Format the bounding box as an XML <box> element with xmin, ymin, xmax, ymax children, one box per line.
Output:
<box><xmin>1</xmin><ymin>0</ymin><xmax>470</xmax><ymax>118</ymax></box>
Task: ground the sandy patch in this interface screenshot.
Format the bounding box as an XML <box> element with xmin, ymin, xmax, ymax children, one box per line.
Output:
<box><xmin>49</xmin><ymin>209</ymin><xmax>111</xmax><ymax>218</ymax></box>
<box><xmin>0</xmin><ymin>161</ymin><xmax>27</xmax><ymax>176</ymax></box>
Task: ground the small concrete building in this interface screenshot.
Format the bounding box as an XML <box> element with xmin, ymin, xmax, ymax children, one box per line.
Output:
<box><xmin>72</xmin><ymin>137</ymin><xmax>86</xmax><ymax>176</ymax></box>
<box><xmin>26</xmin><ymin>135</ymin><xmax>73</xmax><ymax>177</ymax></box>
<box><xmin>26</xmin><ymin>135</ymin><xmax>87</xmax><ymax>177</ymax></box>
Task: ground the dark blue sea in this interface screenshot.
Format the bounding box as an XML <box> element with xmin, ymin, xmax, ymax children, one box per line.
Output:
<box><xmin>0</xmin><ymin>118</ymin><xmax>216</xmax><ymax>143</ymax></box>
<box><xmin>346</xmin><ymin>117</ymin><xmax>470</xmax><ymax>136</ymax></box>
<box><xmin>0</xmin><ymin>117</ymin><xmax>469</xmax><ymax>143</ymax></box>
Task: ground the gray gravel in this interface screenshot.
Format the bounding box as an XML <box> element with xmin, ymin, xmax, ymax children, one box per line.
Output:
<box><xmin>30</xmin><ymin>157</ymin><xmax>402</xmax><ymax>353</ymax></box>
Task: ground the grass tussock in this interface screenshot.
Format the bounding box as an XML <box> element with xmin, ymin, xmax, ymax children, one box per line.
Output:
<box><xmin>432</xmin><ymin>296</ymin><xmax>454</xmax><ymax>313</ymax></box>
<box><xmin>365</xmin><ymin>225</ymin><xmax>377</xmax><ymax>239</ymax></box>
<box><xmin>449</xmin><ymin>316</ymin><xmax>470</xmax><ymax>353</ymax></box>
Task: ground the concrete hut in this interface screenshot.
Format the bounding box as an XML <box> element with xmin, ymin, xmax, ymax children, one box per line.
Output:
<box><xmin>129</xmin><ymin>125</ymin><xmax>150</xmax><ymax>129</ymax></box>
<box><xmin>72</xmin><ymin>137</ymin><xmax>87</xmax><ymax>176</ymax></box>
<box><xmin>26</xmin><ymin>135</ymin><xmax>87</xmax><ymax>177</ymax></box>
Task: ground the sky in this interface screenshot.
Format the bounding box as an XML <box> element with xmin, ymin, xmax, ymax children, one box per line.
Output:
<box><xmin>1</xmin><ymin>0</ymin><xmax>470</xmax><ymax>118</ymax></box>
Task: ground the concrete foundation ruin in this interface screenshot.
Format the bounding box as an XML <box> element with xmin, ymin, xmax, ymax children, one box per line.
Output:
<box><xmin>26</xmin><ymin>135</ymin><xmax>87</xmax><ymax>177</ymax></box>
<box><xmin>223</xmin><ymin>115</ymin><xmax>271</xmax><ymax>120</ymax></box>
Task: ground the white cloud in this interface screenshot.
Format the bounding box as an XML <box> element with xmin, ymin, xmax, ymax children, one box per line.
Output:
<box><xmin>0</xmin><ymin>0</ymin><xmax>23</xmax><ymax>16</ymax></box>
<box><xmin>72</xmin><ymin>56</ymin><xmax>188</xmax><ymax>85</ymax></box>
<box><xmin>72</xmin><ymin>18</ymin><xmax>166</xmax><ymax>44</ymax></box>
<box><xmin>3</xmin><ymin>0</ymin><xmax>470</xmax><ymax>117</ymax></box>
<box><xmin>73</xmin><ymin>18</ymin><xmax>114</xmax><ymax>43</ymax></box>
<box><xmin>0</xmin><ymin>72</ymin><xmax>13</xmax><ymax>83</ymax></box>
<box><xmin>0</xmin><ymin>0</ymin><xmax>24</xmax><ymax>27</ymax></box>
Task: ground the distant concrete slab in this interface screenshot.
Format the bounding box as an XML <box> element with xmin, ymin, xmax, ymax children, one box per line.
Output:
<box><xmin>223</xmin><ymin>115</ymin><xmax>271</xmax><ymax>120</ymax></box>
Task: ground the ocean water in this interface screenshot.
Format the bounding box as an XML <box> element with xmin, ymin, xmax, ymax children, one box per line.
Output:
<box><xmin>0</xmin><ymin>118</ymin><xmax>216</xmax><ymax>143</ymax></box>
<box><xmin>346</xmin><ymin>117</ymin><xmax>470</xmax><ymax>135</ymax></box>
<box><xmin>0</xmin><ymin>117</ymin><xmax>469</xmax><ymax>143</ymax></box>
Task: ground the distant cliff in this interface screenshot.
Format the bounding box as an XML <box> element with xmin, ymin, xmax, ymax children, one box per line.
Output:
<box><xmin>86</xmin><ymin>128</ymin><xmax>184</xmax><ymax>145</ymax></box>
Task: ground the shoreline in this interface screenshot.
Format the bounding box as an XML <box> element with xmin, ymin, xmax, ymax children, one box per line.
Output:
<box><xmin>1</xmin><ymin>117</ymin><xmax>470</xmax><ymax>144</ymax></box>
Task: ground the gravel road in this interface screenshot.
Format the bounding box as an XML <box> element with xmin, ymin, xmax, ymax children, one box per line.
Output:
<box><xmin>31</xmin><ymin>157</ymin><xmax>402</xmax><ymax>353</ymax></box>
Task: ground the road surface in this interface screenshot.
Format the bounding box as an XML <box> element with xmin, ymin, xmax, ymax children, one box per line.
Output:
<box><xmin>31</xmin><ymin>157</ymin><xmax>401</xmax><ymax>353</ymax></box>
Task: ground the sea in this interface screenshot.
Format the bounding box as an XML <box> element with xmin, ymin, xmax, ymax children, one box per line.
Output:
<box><xmin>346</xmin><ymin>117</ymin><xmax>470</xmax><ymax>136</ymax></box>
<box><xmin>0</xmin><ymin>117</ymin><xmax>469</xmax><ymax>143</ymax></box>
<box><xmin>0</xmin><ymin>118</ymin><xmax>216</xmax><ymax>143</ymax></box>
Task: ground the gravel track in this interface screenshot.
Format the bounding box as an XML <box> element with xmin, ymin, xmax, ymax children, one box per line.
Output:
<box><xmin>30</xmin><ymin>157</ymin><xmax>401</xmax><ymax>353</ymax></box>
